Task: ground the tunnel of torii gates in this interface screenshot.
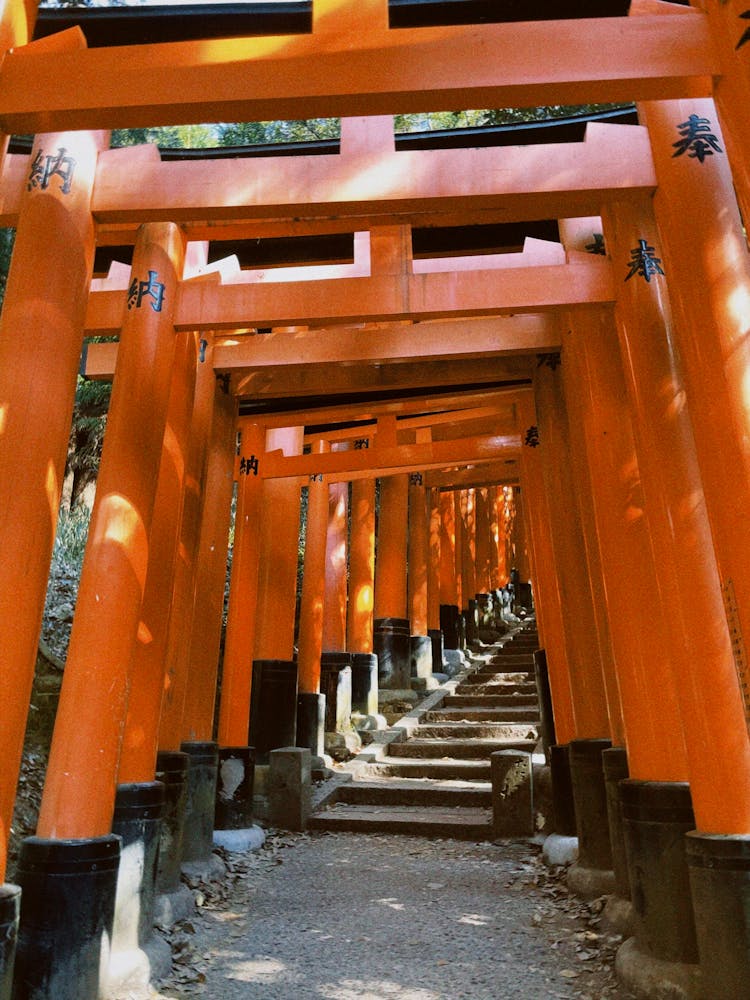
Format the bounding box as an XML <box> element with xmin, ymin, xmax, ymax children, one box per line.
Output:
<box><xmin>1</xmin><ymin>0</ymin><xmax>750</xmax><ymax>994</ymax></box>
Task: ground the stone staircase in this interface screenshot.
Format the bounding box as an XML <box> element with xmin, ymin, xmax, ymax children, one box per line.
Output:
<box><xmin>309</xmin><ymin>627</ymin><xmax>541</xmax><ymax>840</ymax></box>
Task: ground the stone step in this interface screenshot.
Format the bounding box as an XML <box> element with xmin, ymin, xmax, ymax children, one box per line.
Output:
<box><xmin>486</xmin><ymin>656</ymin><xmax>536</xmax><ymax>667</ymax></box>
<box><xmin>415</xmin><ymin>722</ymin><xmax>539</xmax><ymax>740</ymax></box>
<box><xmin>459</xmin><ymin>673</ymin><xmax>534</xmax><ymax>685</ymax></box>
<box><xmin>388</xmin><ymin>737</ymin><xmax>537</xmax><ymax>759</ymax></box>
<box><xmin>453</xmin><ymin>684</ymin><xmax>539</xmax><ymax>709</ymax></box>
<box><xmin>336</xmin><ymin>777</ymin><xmax>492</xmax><ymax>808</ymax></box>
<box><xmin>426</xmin><ymin>707</ymin><xmax>540</xmax><ymax>723</ymax></box>
<box><xmin>455</xmin><ymin>681</ymin><xmax>535</xmax><ymax>696</ymax></box>
<box><xmin>446</xmin><ymin>694</ymin><xmax>538</xmax><ymax>708</ymax></box>
<box><xmin>308</xmin><ymin>804</ymin><xmax>493</xmax><ymax>840</ymax></box>
<box><xmin>367</xmin><ymin>757</ymin><xmax>492</xmax><ymax>780</ymax></box>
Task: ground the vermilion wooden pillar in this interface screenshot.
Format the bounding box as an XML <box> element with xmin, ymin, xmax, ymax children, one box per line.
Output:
<box><xmin>491</xmin><ymin>486</ymin><xmax>510</xmax><ymax>589</ymax></box>
<box><xmin>558</xmin><ymin>331</ymin><xmax>624</xmax><ymax>748</ymax></box>
<box><xmin>322</xmin><ymin>458</ymin><xmax>348</xmax><ymax>653</ymax></box>
<box><xmin>298</xmin><ymin>444</ymin><xmax>329</xmax><ymax>694</ymax></box>
<box><xmin>347</xmin><ymin>477</ymin><xmax>376</xmax><ymax>653</ymax></box>
<box><xmin>511</xmin><ymin>488</ymin><xmax>530</xmax><ymax>586</ymax></box>
<box><xmin>158</xmin><ymin>336</ymin><xmax>217</xmax><ymax>751</ymax></box>
<box><xmin>118</xmin><ymin>331</ymin><xmax>199</xmax><ymax>782</ymax></box>
<box><xmin>681</xmin><ymin>0</ymin><xmax>750</xmax><ymax>222</ymax></box>
<box><xmin>374</xmin><ymin>472</ymin><xmax>410</xmax><ymax>688</ymax></box>
<box><xmin>374</xmin><ymin>474</ymin><xmax>408</xmax><ymax>620</ymax></box>
<box><xmin>504</xmin><ymin>487</ymin><xmax>517</xmax><ymax>582</ymax></box>
<box><xmin>562</xmin><ymin>310</ymin><xmax>687</xmax><ymax>780</ymax></box>
<box><xmin>253</xmin><ymin>427</ymin><xmax>304</xmax><ymax>660</ymax></box>
<box><xmin>534</xmin><ymin>359</ymin><xmax>611</xmax><ymax>740</ymax></box>
<box><xmin>438</xmin><ymin>488</ymin><xmax>460</xmax><ymax>649</ymax></box>
<box><xmin>453</xmin><ymin>491</ymin><xmax>464</xmax><ymax>613</ymax></box>
<box><xmin>459</xmin><ymin>489</ymin><xmax>476</xmax><ymax>610</ymax></box>
<box><xmin>439</xmin><ymin>490</ymin><xmax>458</xmax><ymax>608</ymax></box>
<box><xmin>38</xmin><ymin>222</ymin><xmax>186</xmax><ymax>839</ymax></box>
<box><xmin>0</xmin><ymin>0</ymin><xmax>36</xmax><ymax>175</ymax></box>
<box><xmin>487</xmin><ymin>487</ymin><xmax>500</xmax><ymax>592</ymax></box>
<box><xmin>473</xmin><ymin>488</ymin><xmax>491</xmax><ymax>596</ymax></box>
<box><xmin>603</xmin><ymin>197</ymin><xmax>750</xmax><ymax>834</ymax></box>
<box><xmin>0</xmin><ymin>127</ymin><xmax>106</xmax><ymax>876</ymax></box>
<box><xmin>639</xmin><ymin>97</ymin><xmax>750</xmax><ymax>734</ymax></box>
<box><xmin>427</xmin><ymin>486</ymin><xmax>441</xmax><ymax>635</ymax></box>
<box><xmin>181</xmin><ymin>380</ymin><xmax>237</xmax><ymax>742</ymax></box>
<box><xmin>517</xmin><ymin>393</ymin><xmax>576</xmax><ymax>745</ymax></box>
<box><xmin>408</xmin><ymin>474</ymin><xmax>429</xmax><ymax>637</ymax></box>
<box><xmin>218</xmin><ymin>421</ymin><xmax>266</xmax><ymax>746</ymax></box>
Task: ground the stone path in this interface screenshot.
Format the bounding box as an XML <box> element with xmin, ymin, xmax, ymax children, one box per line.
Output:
<box><xmin>126</xmin><ymin>831</ymin><xmax>634</xmax><ymax>1000</ymax></box>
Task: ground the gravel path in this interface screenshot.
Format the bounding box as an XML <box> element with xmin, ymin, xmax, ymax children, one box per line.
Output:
<box><xmin>126</xmin><ymin>832</ymin><xmax>635</xmax><ymax>1000</ymax></box>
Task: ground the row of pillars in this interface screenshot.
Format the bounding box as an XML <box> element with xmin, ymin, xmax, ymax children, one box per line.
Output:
<box><xmin>0</xmin><ymin>129</ymin><xmax>528</xmax><ymax>995</ymax></box>
<box><xmin>1</xmin><ymin>0</ymin><xmax>750</xmax><ymax>994</ymax></box>
<box><xmin>518</xmin><ymin>97</ymin><xmax>750</xmax><ymax>996</ymax></box>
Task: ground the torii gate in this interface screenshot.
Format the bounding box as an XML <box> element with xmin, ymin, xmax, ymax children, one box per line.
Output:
<box><xmin>2</xmin><ymin>0</ymin><xmax>750</xmax><ymax>997</ymax></box>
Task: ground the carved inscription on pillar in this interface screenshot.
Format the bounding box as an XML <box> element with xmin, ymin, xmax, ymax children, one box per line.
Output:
<box><xmin>721</xmin><ymin>577</ymin><xmax>750</xmax><ymax>727</ymax></box>
<box><xmin>672</xmin><ymin>115</ymin><xmax>723</xmax><ymax>163</ymax></box>
<box><xmin>625</xmin><ymin>240</ymin><xmax>664</xmax><ymax>283</ymax></box>
<box><xmin>127</xmin><ymin>270</ymin><xmax>166</xmax><ymax>312</ymax></box>
<box><xmin>239</xmin><ymin>454</ymin><xmax>258</xmax><ymax>476</ymax></box>
<box><xmin>27</xmin><ymin>146</ymin><xmax>77</xmax><ymax>194</ymax></box>
<box><xmin>738</xmin><ymin>10</ymin><xmax>750</xmax><ymax>49</ymax></box>
<box><xmin>523</xmin><ymin>426</ymin><xmax>540</xmax><ymax>448</ymax></box>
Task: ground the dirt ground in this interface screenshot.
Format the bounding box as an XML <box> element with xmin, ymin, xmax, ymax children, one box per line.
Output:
<box><xmin>113</xmin><ymin>831</ymin><xmax>635</xmax><ymax>1000</ymax></box>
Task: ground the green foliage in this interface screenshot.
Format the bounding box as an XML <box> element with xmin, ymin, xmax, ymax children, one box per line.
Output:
<box><xmin>480</xmin><ymin>103</ymin><xmax>631</xmax><ymax>125</ymax></box>
<box><xmin>217</xmin><ymin>118</ymin><xmax>340</xmax><ymax>146</ymax></box>
<box><xmin>0</xmin><ymin>227</ymin><xmax>15</xmax><ymax>312</ymax></box>
<box><xmin>395</xmin><ymin>103</ymin><xmax>630</xmax><ymax>132</ymax></box>
<box><xmin>394</xmin><ymin>110</ymin><xmax>486</xmax><ymax>132</ymax></box>
<box><xmin>110</xmin><ymin>104</ymin><xmax>630</xmax><ymax>151</ymax></box>
<box><xmin>112</xmin><ymin>124</ymin><xmax>217</xmax><ymax>149</ymax></box>
<box><xmin>66</xmin><ymin>375</ymin><xmax>111</xmax><ymax>509</ymax></box>
<box><xmin>51</xmin><ymin>503</ymin><xmax>91</xmax><ymax>573</ymax></box>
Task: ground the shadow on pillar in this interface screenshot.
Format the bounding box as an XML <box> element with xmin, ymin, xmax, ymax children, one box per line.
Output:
<box><xmin>154</xmin><ymin>751</ymin><xmax>189</xmax><ymax>894</ymax></box>
<box><xmin>532</xmin><ymin>649</ymin><xmax>555</xmax><ymax>763</ymax></box>
<box><xmin>567</xmin><ymin>738</ymin><xmax>615</xmax><ymax>899</ymax></box>
<box><xmin>320</xmin><ymin>653</ymin><xmax>353</xmax><ymax>733</ymax></box>
<box><xmin>687</xmin><ymin>831</ymin><xmax>750</xmax><ymax>999</ymax></box>
<box><xmin>550</xmin><ymin>743</ymin><xmax>577</xmax><ymax>837</ymax></box>
<box><xmin>439</xmin><ymin>605</ymin><xmax>460</xmax><ymax>650</ymax></box>
<box><xmin>351</xmin><ymin>653</ymin><xmax>378</xmax><ymax>716</ymax></box>
<box><xmin>465</xmin><ymin>600</ymin><xmax>478</xmax><ymax>644</ymax></box>
<box><xmin>409</xmin><ymin>635</ymin><xmax>433</xmax><ymax>682</ymax></box>
<box><xmin>296</xmin><ymin>693</ymin><xmax>325</xmax><ymax>758</ymax></box>
<box><xmin>0</xmin><ymin>884</ymin><xmax>20</xmax><ymax>1000</ymax></box>
<box><xmin>179</xmin><ymin>741</ymin><xmax>219</xmax><ymax>868</ymax></box>
<box><xmin>428</xmin><ymin>630</ymin><xmax>443</xmax><ymax>675</ymax></box>
<box><xmin>373</xmin><ymin>619</ymin><xmax>411</xmax><ymax>690</ymax></box>
<box><xmin>249</xmin><ymin>659</ymin><xmax>298</xmax><ymax>764</ymax></box>
<box><xmin>602</xmin><ymin>747</ymin><xmax>632</xmax><ymax>935</ymax></box>
<box><xmin>13</xmin><ymin>835</ymin><xmax>120</xmax><ymax>1000</ymax></box>
<box><xmin>109</xmin><ymin>781</ymin><xmax>170</xmax><ymax>989</ymax></box>
<box><xmin>214</xmin><ymin>747</ymin><xmax>255</xmax><ymax>830</ymax></box>
<box><xmin>621</xmin><ymin>780</ymin><xmax>698</xmax><ymax>959</ymax></box>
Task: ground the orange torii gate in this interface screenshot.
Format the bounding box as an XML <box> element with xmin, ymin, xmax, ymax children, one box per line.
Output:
<box><xmin>1</xmin><ymin>0</ymin><xmax>750</xmax><ymax>997</ymax></box>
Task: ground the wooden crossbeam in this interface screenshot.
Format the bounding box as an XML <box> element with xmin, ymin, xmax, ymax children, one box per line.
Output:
<box><xmin>83</xmin><ymin>256</ymin><xmax>612</xmax><ymax>334</ymax></box>
<box><xmin>423</xmin><ymin>462</ymin><xmax>520</xmax><ymax>489</ymax></box>
<box><xmin>252</xmin><ymin>431</ymin><xmax>521</xmax><ymax>484</ymax></box>
<box><xmin>0</xmin><ymin>120</ymin><xmax>656</xmax><ymax>228</ymax></box>
<box><xmin>241</xmin><ymin>382</ymin><xmax>528</xmax><ymax>427</ymax></box>
<box><xmin>0</xmin><ymin>14</ymin><xmax>713</xmax><ymax>133</ymax></box>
